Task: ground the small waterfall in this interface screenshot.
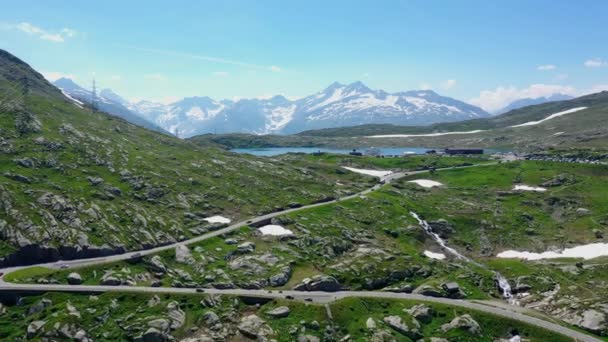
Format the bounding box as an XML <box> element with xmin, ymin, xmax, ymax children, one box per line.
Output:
<box><xmin>410</xmin><ymin>212</ymin><xmax>469</xmax><ymax>261</ymax></box>
<box><xmin>411</xmin><ymin>211</ymin><xmax>516</xmax><ymax>302</ymax></box>
<box><xmin>495</xmin><ymin>273</ymin><xmax>513</xmax><ymax>300</ymax></box>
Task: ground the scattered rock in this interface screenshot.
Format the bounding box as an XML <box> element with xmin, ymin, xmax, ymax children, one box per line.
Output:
<box><xmin>267</xmin><ymin>306</ymin><xmax>291</xmax><ymax>318</ymax></box>
<box><xmin>405</xmin><ymin>304</ymin><xmax>434</xmax><ymax>323</ymax></box>
<box><xmin>237</xmin><ymin>314</ymin><xmax>274</xmax><ymax>340</ymax></box>
<box><xmin>366</xmin><ymin>317</ymin><xmax>376</xmax><ymax>330</ymax></box>
<box><xmin>27</xmin><ymin>320</ymin><xmax>46</xmax><ymax>339</ymax></box>
<box><xmin>382</xmin><ymin>315</ymin><xmax>421</xmax><ymax>340</ymax></box>
<box><xmin>294</xmin><ymin>275</ymin><xmax>341</xmax><ymax>292</ymax></box>
<box><xmin>578</xmin><ymin>309</ymin><xmax>606</xmax><ymax>333</ymax></box>
<box><xmin>297</xmin><ymin>335</ymin><xmax>320</xmax><ymax>342</ymax></box>
<box><xmin>237</xmin><ymin>242</ymin><xmax>256</xmax><ymax>254</ymax></box>
<box><xmin>67</xmin><ymin>272</ymin><xmax>82</xmax><ymax>285</ymax></box>
<box><xmin>101</xmin><ymin>276</ymin><xmax>121</xmax><ymax>286</ymax></box>
<box><xmin>576</xmin><ymin>208</ymin><xmax>591</xmax><ymax>216</ymax></box>
<box><xmin>202</xmin><ymin>311</ymin><xmax>220</xmax><ymax>326</ymax></box>
<box><xmin>148</xmin><ymin>255</ymin><xmax>167</xmax><ymax>273</ymax></box>
<box><xmin>440</xmin><ymin>314</ymin><xmax>481</xmax><ymax>334</ymax></box>
<box><xmin>167</xmin><ymin>301</ymin><xmax>186</xmax><ymax>329</ymax></box>
<box><xmin>175</xmin><ymin>244</ymin><xmax>195</xmax><ymax>264</ymax></box>
<box><xmin>27</xmin><ymin>298</ymin><xmax>52</xmax><ymax>315</ymax></box>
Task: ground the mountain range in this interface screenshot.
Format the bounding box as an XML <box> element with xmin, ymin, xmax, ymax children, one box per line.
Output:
<box><xmin>55</xmin><ymin>79</ymin><xmax>493</xmax><ymax>137</ymax></box>
<box><xmin>54</xmin><ymin>78</ymin><xmax>576</xmax><ymax>138</ymax></box>
<box><xmin>496</xmin><ymin>94</ymin><xmax>574</xmax><ymax>114</ymax></box>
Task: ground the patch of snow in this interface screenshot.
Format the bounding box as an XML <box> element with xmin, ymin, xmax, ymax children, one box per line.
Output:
<box><xmin>497</xmin><ymin>243</ymin><xmax>608</xmax><ymax>260</ymax></box>
<box><xmin>308</xmin><ymin>88</ymin><xmax>345</xmax><ymax>111</ymax></box>
<box><xmin>408</xmin><ymin>179</ymin><xmax>444</xmax><ymax>188</ymax></box>
<box><xmin>367</xmin><ymin>130</ymin><xmax>485</xmax><ymax>138</ymax></box>
<box><xmin>509</xmin><ymin>107</ymin><xmax>587</xmax><ymax>128</ymax></box>
<box><xmin>513</xmin><ymin>185</ymin><xmax>547</xmax><ymax>192</ymax></box>
<box><xmin>203</xmin><ymin>216</ymin><xmax>231</xmax><ymax>224</ymax></box>
<box><xmin>59</xmin><ymin>89</ymin><xmax>84</xmax><ymax>108</ymax></box>
<box><xmin>423</xmin><ymin>250</ymin><xmax>446</xmax><ymax>260</ymax></box>
<box><xmin>186</xmin><ymin>106</ymin><xmax>206</xmax><ymax>120</ymax></box>
<box><xmin>259</xmin><ymin>225</ymin><xmax>293</xmax><ymax>236</ymax></box>
<box><xmin>265</xmin><ymin>104</ymin><xmax>297</xmax><ymax>132</ymax></box>
<box><xmin>342</xmin><ymin>166</ymin><xmax>392</xmax><ymax>178</ymax></box>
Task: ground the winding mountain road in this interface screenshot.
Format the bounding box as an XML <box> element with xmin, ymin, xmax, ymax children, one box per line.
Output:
<box><xmin>1</xmin><ymin>160</ymin><xmax>600</xmax><ymax>341</ymax></box>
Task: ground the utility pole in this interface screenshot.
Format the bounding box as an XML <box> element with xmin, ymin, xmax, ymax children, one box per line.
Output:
<box><xmin>175</xmin><ymin>128</ymin><xmax>180</xmax><ymax>139</ymax></box>
<box><xmin>91</xmin><ymin>79</ymin><xmax>98</xmax><ymax>112</ymax></box>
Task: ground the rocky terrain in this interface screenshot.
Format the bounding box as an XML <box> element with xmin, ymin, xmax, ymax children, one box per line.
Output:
<box><xmin>0</xmin><ymin>292</ymin><xmax>574</xmax><ymax>341</ymax></box>
<box><xmin>0</xmin><ymin>49</ymin><xmax>366</xmax><ymax>267</ymax></box>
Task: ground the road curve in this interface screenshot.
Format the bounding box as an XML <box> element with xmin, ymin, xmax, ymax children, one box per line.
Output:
<box><xmin>0</xmin><ymin>283</ymin><xmax>600</xmax><ymax>342</ymax></box>
<box><xmin>0</xmin><ymin>163</ymin><xmax>468</xmax><ymax>274</ymax></box>
<box><xmin>0</xmin><ymin>161</ymin><xmax>600</xmax><ymax>341</ymax></box>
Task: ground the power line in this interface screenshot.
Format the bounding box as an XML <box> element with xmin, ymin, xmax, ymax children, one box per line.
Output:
<box><xmin>91</xmin><ymin>78</ymin><xmax>98</xmax><ymax>112</ymax></box>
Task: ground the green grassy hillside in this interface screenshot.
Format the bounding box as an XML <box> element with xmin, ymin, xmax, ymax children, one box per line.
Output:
<box><xmin>0</xmin><ymin>49</ymin><xmax>364</xmax><ymax>265</ymax></box>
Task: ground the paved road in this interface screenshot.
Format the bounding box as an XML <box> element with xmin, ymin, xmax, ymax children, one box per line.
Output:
<box><xmin>3</xmin><ymin>161</ymin><xmax>595</xmax><ymax>341</ymax></box>
<box><xmin>0</xmin><ymin>283</ymin><xmax>600</xmax><ymax>342</ymax></box>
<box><xmin>0</xmin><ymin>165</ymin><xmax>445</xmax><ymax>274</ymax></box>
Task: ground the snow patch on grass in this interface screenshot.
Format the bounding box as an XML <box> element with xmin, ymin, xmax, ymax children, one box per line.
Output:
<box><xmin>497</xmin><ymin>243</ymin><xmax>608</xmax><ymax>260</ymax></box>
<box><xmin>342</xmin><ymin>166</ymin><xmax>392</xmax><ymax>178</ymax></box>
<box><xmin>513</xmin><ymin>185</ymin><xmax>547</xmax><ymax>192</ymax></box>
<box><xmin>509</xmin><ymin>107</ymin><xmax>587</xmax><ymax>128</ymax></box>
<box><xmin>423</xmin><ymin>250</ymin><xmax>446</xmax><ymax>260</ymax></box>
<box><xmin>366</xmin><ymin>130</ymin><xmax>485</xmax><ymax>138</ymax></box>
<box><xmin>203</xmin><ymin>216</ymin><xmax>231</xmax><ymax>224</ymax></box>
<box><xmin>259</xmin><ymin>225</ymin><xmax>294</xmax><ymax>236</ymax></box>
<box><xmin>408</xmin><ymin>179</ymin><xmax>444</xmax><ymax>188</ymax></box>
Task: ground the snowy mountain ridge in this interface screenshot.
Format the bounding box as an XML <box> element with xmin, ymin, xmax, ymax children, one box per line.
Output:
<box><xmin>56</xmin><ymin>79</ymin><xmax>490</xmax><ymax>137</ymax></box>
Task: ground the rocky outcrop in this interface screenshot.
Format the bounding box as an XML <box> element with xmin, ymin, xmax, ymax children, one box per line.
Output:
<box><xmin>27</xmin><ymin>320</ymin><xmax>46</xmax><ymax>339</ymax></box>
<box><xmin>382</xmin><ymin>315</ymin><xmax>421</xmax><ymax>340</ymax></box>
<box><xmin>405</xmin><ymin>304</ymin><xmax>434</xmax><ymax>323</ymax></box>
<box><xmin>440</xmin><ymin>314</ymin><xmax>480</xmax><ymax>334</ymax></box>
<box><xmin>237</xmin><ymin>314</ymin><xmax>273</xmax><ymax>340</ymax></box>
<box><xmin>167</xmin><ymin>301</ymin><xmax>186</xmax><ymax>330</ymax></box>
<box><xmin>266</xmin><ymin>306</ymin><xmax>290</xmax><ymax>318</ymax></box>
<box><xmin>268</xmin><ymin>266</ymin><xmax>292</xmax><ymax>287</ymax></box>
<box><xmin>294</xmin><ymin>275</ymin><xmax>341</xmax><ymax>292</ymax></box>
<box><xmin>0</xmin><ymin>243</ymin><xmax>126</xmax><ymax>268</ymax></box>
<box><xmin>175</xmin><ymin>245</ymin><xmax>195</xmax><ymax>265</ymax></box>
<box><xmin>67</xmin><ymin>272</ymin><xmax>82</xmax><ymax>285</ymax></box>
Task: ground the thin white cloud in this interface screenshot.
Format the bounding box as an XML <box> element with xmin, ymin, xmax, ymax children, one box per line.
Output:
<box><xmin>440</xmin><ymin>79</ymin><xmax>456</xmax><ymax>90</ymax></box>
<box><xmin>42</xmin><ymin>71</ymin><xmax>76</xmax><ymax>81</ymax></box>
<box><xmin>584</xmin><ymin>58</ymin><xmax>606</xmax><ymax>68</ymax></box>
<box><xmin>213</xmin><ymin>71</ymin><xmax>229</xmax><ymax>77</ymax></box>
<box><xmin>124</xmin><ymin>45</ymin><xmax>283</xmax><ymax>72</ymax></box>
<box><xmin>13</xmin><ymin>22</ymin><xmax>76</xmax><ymax>43</ymax></box>
<box><xmin>553</xmin><ymin>74</ymin><xmax>569</xmax><ymax>81</ymax></box>
<box><xmin>537</xmin><ymin>64</ymin><xmax>556</xmax><ymax>71</ymax></box>
<box><xmin>418</xmin><ymin>82</ymin><xmax>432</xmax><ymax>90</ymax></box>
<box><xmin>469</xmin><ymin>84</ymin><xmax>578</xmax><ymax>112</ymax></box>
<box><xmin>144</xmin><ymin>73</ymin><xmax>167</xmax><ymax>81</ymax></box>
<box><xmin>108</xmin><ymin>75</ymin><xmax>122</xmax><ymax>81</ymax></box>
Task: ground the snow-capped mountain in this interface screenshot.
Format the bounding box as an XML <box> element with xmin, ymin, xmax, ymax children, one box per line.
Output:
<box><xmin>497</xmin><ymin>94</ymin><xmax>574</xmax><ymax>114</ymax></box>
<box><xmin>282</xmin><ymin>81</ymin><xmax>489</xmax><ymax>133</ymax></box>
<box><xmin>53</xmin><ymin>78</ymin><xmax>168</xmax><ymax>134</ymax></box>
<box><xmin>128</xmin><ymin>81</ymin><xmax>489</xmax><ymax>137</ymax></box>
<box><xmin>55</xmin><ymin>79</ymin><xmax>489</xmax><ymax>137</ymax></box>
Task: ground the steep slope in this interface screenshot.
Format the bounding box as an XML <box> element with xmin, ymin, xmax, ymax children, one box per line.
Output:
<box><xmin>53</xmin><ymin>78</ymin><xmax>169</xmax><ymax>134</ymax></box>
<box><xmin>0</xmin><ymin>49</ymin><xmax>363</xmax><ymax>266</ymax></box>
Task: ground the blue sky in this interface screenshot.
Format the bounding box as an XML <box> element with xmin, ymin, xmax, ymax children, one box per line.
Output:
<box><xmin>1</xmin><ymin>0</ymin><xmax>607</xmax><ymax>111</ymax></box>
